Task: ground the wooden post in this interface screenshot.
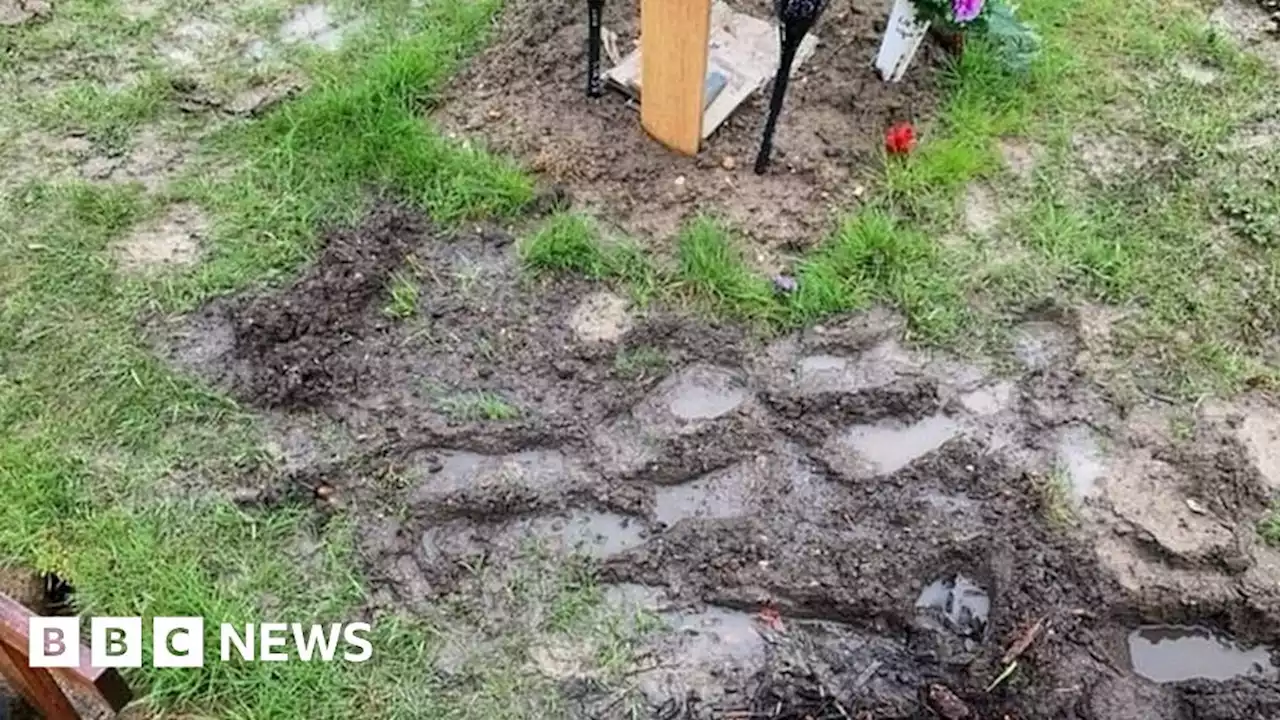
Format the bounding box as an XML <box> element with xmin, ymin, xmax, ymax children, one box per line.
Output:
<box><xmin>0</xmin><ymin>592</ymin><xmax>133</xmax><ymax>718</ymax></box>
<box><xmin>640</xmin><ymin>0</ymin><xmax>713</xmax><ymax>155</ymax></box>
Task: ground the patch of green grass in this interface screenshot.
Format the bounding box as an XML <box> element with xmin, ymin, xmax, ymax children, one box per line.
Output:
<box><xmin>675</xmin><ymin>217</ymin><xmax>780</xmax><ymax>323</ymax></box>
<box><xmin>792</xmin><ymin>209</ymin><xmax>965</xmax><ymax>341</ymax></box>
<box><xmin>383</xmin><ymin>271</ymin><xmax>419</xmax><ymax>319</ymax></box>
<box><xmin>438</xmin><ymin>390</ymin><xmax>520</xmax><ymax>422</ymax></box>
<box><xmin>613</xmin><ymin>346</ymin><xmax>668</xmax><ymax>381</ymax></box>
<box><xmin>33</xmin><ymin>72</ymin><xmax>173</xmax><ymax>151</ymax></box>
<box><xmin>1261</xmin><ymin>505</ymin><xmax>1280</xmax><ymax>548</ymax></box>
<box><xmin>179</xmin><ymin>0</ymin><xmax>532</xmax><ymax>305</ymax></box>
<box><xmin>1036</xmin><ymin>467</ymin><xmax>1078</xmax><ymax>530</ymax></box>
<box><xmin>520</xmin><ymin>213</ymin><xmax>608</xmax><ymax>277</ymax></box>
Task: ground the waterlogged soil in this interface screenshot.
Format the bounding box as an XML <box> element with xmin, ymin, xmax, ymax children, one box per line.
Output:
<box><xmin>160</xmin><ymin>203</ymin><xmax>1280</xmax><ymax>719</ymax></box>
<box><xmin>432</xmin><ymin>0</ymin><xmax>944</xmax><ymax>248</ymax></box>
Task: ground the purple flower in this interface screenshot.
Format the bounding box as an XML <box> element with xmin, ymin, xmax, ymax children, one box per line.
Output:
<box><xmin>952</xmin><ymin>0</ymin><xmax>984</xmax><ymax>22</ymax></box>
<box><xmin>772</xmin><ymin>274</ymin><xmax>798</xmax><ymax>294</ymax></box>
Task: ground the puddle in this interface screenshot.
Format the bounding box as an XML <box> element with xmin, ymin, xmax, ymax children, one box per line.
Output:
<box><xmin>832</xmin><ymin>415</ymin><xmax>961</xmax><ymax>479</ymax></box>
<box><xmin>665</xmin><ymin>367</ymin><xmax>749</xmax><ymax>420</ymax></box>
<box><xmin>1055</xmin><ymin>425</ymin><xmax>1106</xmax><ymax>500</ymax></box>
<box><xmin>916</xmin><ymin>574</ymin><xmax>989</xmax><ymax>640</ymax></box>
<box><xmin>1127</xmin><ymin>625</ymin><xmax>1278</xmax><ymax>683</ymax></box>
<box><xmin>1013</xmin><ymin>321</ymin><xmax>1076</xmax><ymax>371</ymax></box>
<box><xmin>521</xmin><ymin>511</ymin><xmax>646</xmax><ymax>558</ymax></box>
<box><xmin>280</xmin><ymin>3</ymin><xmax>354</xmax><ymax>51</ymax></box>
<box><xmin>654</xmin><ymin>471</ymin><xmax>751</xmax><ymax>525</ymax></box>
<box><xmin>959</xmin><ymin>382</ymin><xmax>1015</xmax><ymax>417</ymax></box>
<box><xmin>791</xmin><ymin>342</ymin><xmax>917</xmax><ymax>396</ymax></box>
<box><xmin>798</xmin><ymin>354</ymin><xmax>849</xmax><ymax>376</ymax></box>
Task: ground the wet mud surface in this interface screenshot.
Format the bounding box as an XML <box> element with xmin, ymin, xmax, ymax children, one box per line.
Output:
<box><xmin>432</xmin><ymin>0</ymin><xmax>944</xmax><ymax>248</ymax></box>
<box><xmin>160</xmin><ymin>203</ymin><xmax>1280</xmax><ymax>718</ymax></box>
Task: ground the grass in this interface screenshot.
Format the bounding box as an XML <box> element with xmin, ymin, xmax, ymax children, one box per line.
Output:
<box><xmin>3</xmin><ymin>0</ymin><xmax>1280</xmax><ymax>716</ymax></box>
<box><xmin>613</xmin><ymin>346</ymin><xmax>669</xmax><ymax>381</ymax></box>
<box><xmin>1261</xmin><ymin>505</ymin><xmax>1280</xmax><ymax>548</ymax></box>
<box><xmin>438</xmin><ymin>390</ymin><xmax>521</xmax><ymax>422</ymax></box>
<box><xmin>1037</xmin><ymin>468</ymin><xmax>1079</xmax><ymax>530</ymax></box>
<box><xmin>383</xmin><ymin>271</ymin><xmax>419</xmax><ymax>319</ymax></box>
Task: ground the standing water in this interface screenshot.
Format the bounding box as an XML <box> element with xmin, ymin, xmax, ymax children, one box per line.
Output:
<box><xmin>1127</xmin><ymin>625</ymin><xmax>1278</xmax><ymax>682</ymax></box>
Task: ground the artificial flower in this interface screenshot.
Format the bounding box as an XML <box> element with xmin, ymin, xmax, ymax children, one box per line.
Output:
<box><xmin>885</xmin><ymin>122</ymin><xmax>917</xmax><ymax>155</ymax></box>
<box><xmin>952</xmin><ymin>0</ymin><xmax>985</xmax><ymax>23</ymax></box>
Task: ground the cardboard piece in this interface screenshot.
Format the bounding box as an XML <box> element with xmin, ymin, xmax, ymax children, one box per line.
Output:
<box><xmin>606</xmin><ymin>1</ymin><xmax>820</xmax><ymax>144</ymax></box>
<box><xmin>874</xmin><ymin>0</ymin><xmax>930</xmax><ymax>82</ymax></box>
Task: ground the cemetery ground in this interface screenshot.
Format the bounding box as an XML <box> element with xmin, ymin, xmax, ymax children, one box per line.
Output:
<box><xmin>3</xmin><ymin>0</ymin><xmax>1280</xmax><ymax>717</ymax></box>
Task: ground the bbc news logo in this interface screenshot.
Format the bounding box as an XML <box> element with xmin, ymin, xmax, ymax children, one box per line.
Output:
<box><xmin>28</xmin><ymin>617</ymin><xmax>372</xmax><ymax>668</ymax></box>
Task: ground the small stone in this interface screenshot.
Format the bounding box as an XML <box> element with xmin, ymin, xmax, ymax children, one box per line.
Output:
<box><xmin>853</xmin><ymin>185</ymin><xmax>866</xmax><ymax>198</ymax></box>
<box><xmin>674</xmin><ymin>175</ymin><xmax>686</xmax><ymax>187</ymax></box>
<box><xmin>721</xmin><ymin>156</ymin><xmax>736</xmax><ymax>170</ymax></box>
<box><xmin>315</xmin><ymin>484</ymin><xmax>335</xmax><ymax>500</ymax></box>
<box><xmin>231</xmin><ymin>487</ymin><xmax>263</xmax><ymax>505</ymax></box>
<box><xmin>1185</xmin><ymin>498</ymin><xmax>1208</xmax><ymax>515</ymax></box>
<box><xmin>772</xmin><ymin>274</ymin><xmax>797</xmax><ymax>293</ymax></box>
<box><xmin>487</xmin><ymin>108</ymin><xmax>503</xmax><ymax>120</ymax></box>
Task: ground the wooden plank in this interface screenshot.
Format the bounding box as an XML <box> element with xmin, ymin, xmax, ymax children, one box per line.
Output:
<box><xmin>0</xmin><ymin>592</ymin><xmax>133</xmax><ymax>712</ymax></box>
<box><xmin>639</xmin><ymin>0</ymin><xmax>713</xmax><ymax>155</ymax></box>
<box><xmin>0</xmin><ymin>639</ymin><xmax>80</xmax><ymax>720</ymax></box>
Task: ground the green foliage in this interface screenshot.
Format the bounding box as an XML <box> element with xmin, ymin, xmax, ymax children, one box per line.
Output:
<box><xmin>520</xmin><ymin>214</ymin><xmax>608</xmax><ymax>277</ymax></box>
<box><xmin>675</xmin><ymin>218</ymin><xmax>779</xmax><ymax>322</ymax></box>
<box><xmin>981</xmin><ymin>1</ymin><xmax>1042</xmax><ymax>76</ymax></box>
<box><xmin>1261</xmin><ymin>506</ymin><xmax>1280</xmax><ymax>548</ymax></box>
<box><xmin>438</xmin><ymin>390</ymin><xmax>520</xmax><ymax>421</ymax></box>
<box><xmin>911</xmin><ymin>0</ymin><xmax>1042</xmax><ymax>76</ymax></box>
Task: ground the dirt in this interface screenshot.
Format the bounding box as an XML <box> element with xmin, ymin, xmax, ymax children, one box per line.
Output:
<box><xmin>432</xmin><ymin>0</ymin><xmax>945</xmax><ymax>247</ymax></box>
<box><xmin>159</xmin><ymin>201</ymin><xmax>1280</xmax><ymax>718</ymax></box>
<box><xmin>1213</xmin><ymin>0</ymin><xmax>1280</xmax><ymax>68</ymax></box>
<box><xmin>278</xmin><ymin>4</ymin><xmax>359</xmax><ymax>51</ymax></box>
<box><xmin>114</xmin><ymin>202</ymin><xmax>207</xmax><ymax>272</ymax></box>
<box><xmin>998</xmin><ymin>138</ymin><xmax>1041</xmax><ymax>182</ymax></box>
<box><xmin>0</xmin><ymin>0</ymin><xmax>49</xmax><ymax>26</ymax></box>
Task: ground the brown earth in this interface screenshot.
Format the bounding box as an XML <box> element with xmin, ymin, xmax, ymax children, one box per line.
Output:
<box><xmin>158</xmin><ymin>202</ymin><xmax>1280</xmax><ymax>719</ymax></box>
<box><xmin>432</xmin><ymin>0</ymin><xmax>945</xmax><ymax>249</ymax></box>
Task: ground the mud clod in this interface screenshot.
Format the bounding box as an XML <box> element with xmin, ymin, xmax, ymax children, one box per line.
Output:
<box><xmin>224</xmin><ymin>203</ymin><xmax>424</xmax><ymax>408</ymax></box>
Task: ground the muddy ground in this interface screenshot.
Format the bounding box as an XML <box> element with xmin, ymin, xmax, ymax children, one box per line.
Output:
<box><xmin>154</xmin><ymin>202</ymin><xmax>1280</xmax><ymax>719</ymax></box>
<box><xmin>432</xmin><ymin>0</ymin><xmax>944</xmax><ymax>251</ymax></box>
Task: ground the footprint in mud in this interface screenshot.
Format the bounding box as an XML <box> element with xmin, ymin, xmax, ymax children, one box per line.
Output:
<box><xmin>915</xmin><ymin>574</ymin><xmax>990</xmax><ymax>641</ymax></box>
<box><xmin>821</xmin><ymin>414</ymin><xmax>962</xmax><ymax>482</ymax></box>
<box><xmin>1127</xmin><ymin>625</ymin><xmax>1278</xmax><ymax>683</ymax></box>
<box><xmin>593</xmin><ymin>364</ymin><xmax>771</xmax><ymax>483</ymax></box>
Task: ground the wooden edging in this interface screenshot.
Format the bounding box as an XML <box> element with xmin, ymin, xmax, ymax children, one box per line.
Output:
<box><xmin>0</xmin><ymin>592</ymin><xmax>133</xmax><ymax>716</ymax></box>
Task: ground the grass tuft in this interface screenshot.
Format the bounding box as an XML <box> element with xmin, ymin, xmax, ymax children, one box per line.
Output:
<box><xmin>520</xmin><ymin>213</ymin><xmax>608</xmax><ymax>277</ymax></box>
<box><xmin>383</xmin><ymin>271</ymin><xmax>420</xmax><ymax>319</ymax></box>
<box><xmin>675</xmin><ymin>217</ymin><xmax>779</xmax><ymax>322</ymax></box>
<box><xmin>438</xmin><ymin>390</ymin><xmax>520</xmax><ymax>421</ymax></box>
<box><xmin>613</xmin><ymin>346</ymin><xmax>668</xmax><ymax>381</ymax></box>
<box><xmin>1261</xmin><ymin>505</ymin><xmax>1280</xmax><ymax>548</ymax></box>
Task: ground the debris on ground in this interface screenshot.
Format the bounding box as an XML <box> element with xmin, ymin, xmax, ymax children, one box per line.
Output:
<box><xmin>0</xmin><ymin>0</ymin><xmax>50</xmax><ymax>25</ymax></box>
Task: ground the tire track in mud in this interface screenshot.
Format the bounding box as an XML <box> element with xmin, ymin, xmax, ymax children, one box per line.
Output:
<box><xmin>160</xmin><ymin>203</ymin><xmax>1280</xmax><ymax>719</ymax></box>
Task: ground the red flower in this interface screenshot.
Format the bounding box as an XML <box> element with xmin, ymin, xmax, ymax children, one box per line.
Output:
<box><xmin>886</xmin><ymin>122</ymin><xmax>917</xmax><ymax>155</ymax></box>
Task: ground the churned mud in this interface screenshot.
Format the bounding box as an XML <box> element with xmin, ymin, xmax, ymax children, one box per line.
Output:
<box><xmin>432</xmin><ymin>0</ymin><xmax>944</xmax><ymax>246</ymax></box>
<box><xmin>160</xmin><ymin>202</ymin><xmax>1280</xmax><ymax>718</ymax></box>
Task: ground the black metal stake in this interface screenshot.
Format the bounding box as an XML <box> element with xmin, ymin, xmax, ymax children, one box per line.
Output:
<box><xmin>754</xmin><ymin>0</ymin><xmax>829</xmax><ymax>174</ymax></box>
<box><xmin>587</xmin><ymin>0</ymin><xmax>604</xmax><ymax>97</ymax></box>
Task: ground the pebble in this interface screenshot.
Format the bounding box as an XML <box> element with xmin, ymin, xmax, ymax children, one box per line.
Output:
<box><xmin>722</xmin><ymin>156</ymin><xmax>736</xmax><ymax>170</ymax></box>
